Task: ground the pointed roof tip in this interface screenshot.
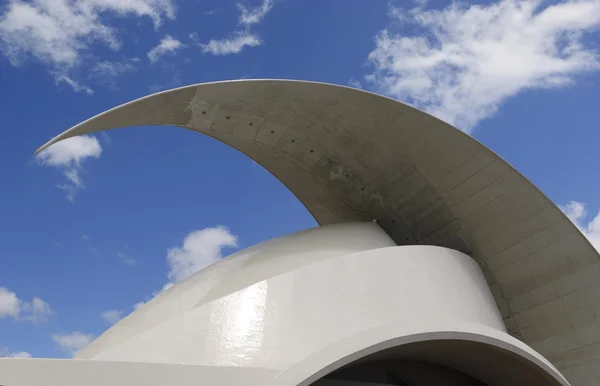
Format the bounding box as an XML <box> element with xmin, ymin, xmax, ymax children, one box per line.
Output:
<box><xmin>35</xmin><ymin>132</ymin><xmax>71</xmax><ymax>155</ymax></box>
<box><xmin>34</xmin><ymin>140</ymin><xmax>54</xmax><ymax>155</ymax></box>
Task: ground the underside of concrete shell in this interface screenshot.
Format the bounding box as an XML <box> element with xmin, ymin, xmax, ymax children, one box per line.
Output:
<box><xmin>2</xmin><ymin>80</ymin><xmax>598</xmax><ymax>385</ymax></box>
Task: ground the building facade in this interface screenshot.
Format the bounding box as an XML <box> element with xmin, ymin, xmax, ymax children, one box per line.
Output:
<box><xmin>2</xmin><ymin>80</ymin><xmax>599</xmax><ymax>385</ymax></box>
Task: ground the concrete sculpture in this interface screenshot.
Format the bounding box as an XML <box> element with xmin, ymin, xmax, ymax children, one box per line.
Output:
<box><xmin>2</xmin><ymin>80</ymin><xmax>598</xmax><ymax>385</ymax></box>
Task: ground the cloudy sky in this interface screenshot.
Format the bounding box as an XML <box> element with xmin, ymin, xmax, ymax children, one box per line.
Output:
<box><xmin>1</xmin><ymin>0</ymin><xmax>599</xmax><ymax>358</ymax></box>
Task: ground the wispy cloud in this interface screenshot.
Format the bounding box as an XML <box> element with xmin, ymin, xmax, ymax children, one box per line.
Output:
<box><xmin>200</xmin><ymin>32</ymin><xmax>261</xmax><ymax>55</ymax></box>
<box><xmin>89</xmin><ymin>59</ymin><xmax>137</xmax><ymax>87</ymax></box>
<box><xmin>0</xmin><ymin>0</ymin><xmax>175</xmax><ymax>91</ymax></box>
<box><xmin>117</xmin><ymin>251</ymin><xmax>137</xmax><ymax>266</ymax></box>
<box><xmin>238</xmin><ymin>0</ymin><xmax>273</xmax><ymax>26</ymax></box>
<box><xmin>348</xmin><ymin>77</ymin><xmax>363</xmax><ymax>89</ymax></box>
<box><xmin>36</xmin><ymin>135</ymin><xmax>102</xmax><ymax>201</ymax></box>
<box><xmin>561</xmin><ymin>201</ymin><xmax>600</xmax><ymax>252</ymax></box>
<box><xmin>80</xmin><ymin>233</ymin><xmax>101</xmax><ymax>256</ymax></box>
<box><xmin>54</xmin><ymin>74</ymin><xmax>94</xmax><ymax>94</ymax></box>
<box><xmin>101</xmin><ymin>310</ymin><xmax>124</xmax><ymax>325</ymax></box>
<box><xmin>148</xmin><ymin>35</ymin><xmax>184</xmax><ymax>62</ymax></box>
<box><xmin>21</xmin><ymin>297</ymin><xmax>53</xmax><ymax>323</ymax></box>
<box><xmin>148</xmin><ymin>84</ymin><xmax>164</xmax><ymax>93</ymax></box>
<box><xmin>366</xmin><ymin>0</ymin><xmax>600</xmax><ymax>132</ymax></box>
<box><xmin>52</xmin><ymin>331</ymin><xmax>94</xmax><ymax>356</ymax></box>
<box><xmin>99</xmin><ymin>132</ymin><xmax>112</xmax><ymax>146</ymax></box>
<box><xmin>0</xmin><ymin>287</ymin><xmax>53</xmax><ymax>323</ymax></box>
<box><xmin>165</xmin><ymin>226</ymin><xmax>238</xmax><ymax>286</ymax></box>
<box><xmin>196</xmin><ymin>0</ymin><xmax>272</xmax><ymax>56</ymax></box>
<box><xmin>91</xmin><ymin>60</ymin><xmax>136</xmax><ymax>77</ymax></box>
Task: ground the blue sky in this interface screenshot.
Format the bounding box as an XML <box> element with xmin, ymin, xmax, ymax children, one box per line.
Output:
<box><xmin>1</xmin><ymin>0</ymin><xmax>599</xmax><ymax>359</ymax></box>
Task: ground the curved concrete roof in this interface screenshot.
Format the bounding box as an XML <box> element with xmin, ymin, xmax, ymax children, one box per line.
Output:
<box><xmin>37</xmin><ymin>80</ymin><xmax>600</xmax><ymax>378</ymax></box>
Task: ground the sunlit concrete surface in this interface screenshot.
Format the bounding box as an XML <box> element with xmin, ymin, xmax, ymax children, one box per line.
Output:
<box><xmin>3</xmin><ymin>79</ymin><xmax>597</xmax><ymax>385</ymax></box>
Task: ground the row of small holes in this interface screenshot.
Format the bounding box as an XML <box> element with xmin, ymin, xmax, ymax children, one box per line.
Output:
<box><xmin>204</xmin><ymin>115</ymin><xmax>366</xmax><ymax>192</ymax></box>
<box><xmin>203</xmin><ymin>110</ymin><xmax>382</xmax><ymax>233</ymax></box>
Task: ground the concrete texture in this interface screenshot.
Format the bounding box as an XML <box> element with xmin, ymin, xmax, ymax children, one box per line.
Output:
<box><xmin>0</xmin><ymin>223</ymin><xmax>569</xmax><ymax>385</ymax></box>
<box><xmin>33</xmin><ymin>80</ymin><xmax>600</xmax><ymax>384</ymax></box>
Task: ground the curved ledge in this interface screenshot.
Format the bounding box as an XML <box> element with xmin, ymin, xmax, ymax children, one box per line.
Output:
<box><xmin>272</xmin><ymin>323</ymin><xmax>570</xmax><ymax>386</ymax></box>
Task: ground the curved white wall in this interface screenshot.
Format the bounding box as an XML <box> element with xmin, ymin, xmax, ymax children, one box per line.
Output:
<box><xmin>69</xmin><ymin>222</ymin><xmax>564</xmax><ymax>385</ymax></box>
<box><xmin>90</xmin><ymin>244</ymin><xmax>505</xmax><ymax>366</ymax></box>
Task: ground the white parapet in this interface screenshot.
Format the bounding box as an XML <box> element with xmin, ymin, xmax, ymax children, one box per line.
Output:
<box><xmin>0</xmin><ymin>222</ymin><xmax>569</xmax><ymax>385</ymax></box>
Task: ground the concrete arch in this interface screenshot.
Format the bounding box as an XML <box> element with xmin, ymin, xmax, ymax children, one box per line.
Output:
<box><xmin>270</xmin><ymin>324</ymin><xmax>569</xmax><ymax>386</ymax></box>
<box><xmin>37</xmin><ymin>80</ymin><xmax>600</xmax><ymax>380</ymax></box>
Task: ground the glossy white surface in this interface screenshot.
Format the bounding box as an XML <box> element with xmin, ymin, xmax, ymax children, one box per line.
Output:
<box><xmin>0</xmin><ymin>223</ymin><xmax>568</xmax><ymax>385</ymax></box>
<box><xmin>78</xmin><ymin>222</ymin><xmax>396</xmax><ymax>359</ymax></box>
<box><xmin>90</xmin><ymin>245</ymin><xmax>504</xmax><ymax>366</ymax></box>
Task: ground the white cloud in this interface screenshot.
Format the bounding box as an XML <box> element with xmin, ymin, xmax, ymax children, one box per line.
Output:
<box><xmin>161</xmin><ymin>282</ymin><xmax>175</xmax><ymax>292</ymax></box>
<box><xmin>366</xmin><ymin>0</ymin><xmax>600</xmax><ymax>132</ymax></box>
<box><xmin>197</xmin><ymin>0</ymin><xmax>272</xmax><ymax>56</ymax></box>
<box><xmin>166</xmin><ymin>226</ymin><xmax>238</xmax><ymax>285</ymax></box>
<box><xmin>238</xmin><ymin>0</ymin><xmax>273</xmax><ymax>26</ymax></box>
<box><xmin>36</xmin><ymin>135</ymin><xmax>102</xmax><ymax>201</ymax></box>
<box><xmin>7</xmin><ymin>351</ymin><xmax>32</xmax><ymax>358</ymax></box>
<box><xmin>101</xmin><ymin>310</ymin><xmax>124</xmax><ymax>325</ymax></box>
<box><xmin>36</xmin><ymin>135</ymin><xmax>102</xmax><ymax>167</ymax></box>
<box><xmin>0</xmin><ymin>0</ymin><xmax>174</xmax><ymax>90</ymax></box>
<box><xmin>130</xmin><ymin>227</ymin><xmax>237</xmax><ymax>318</ymax></box>
<box><xmin>0</xmin><ymin>288</ymin><xmax>53</xmax><ymax>323</ymax></box>
<box><xmin>0</xmin><ymin>347</ymin><xmax>32</xmax><ymax>358</ymax></box>
<box><xmin>147</xmin><ymin>35</ymin><xmax>184</xmax><ymax>62</ymax></box>
<box><xmin>133</xmin><ymin>301</ymin><xmax>146</xmax><ymax>310</ymax></box>
<box><xmin>0</xmin><ymin>287</ymin><xmax>21</xmax><ymax>319</ymax></box>
<box><xmin>118</xmin><ymin>251</ymin><xmax>137</xmax><ymax>266</ymax></box>
<box><xmin>21</xmin><ymin>297</ymin><xmax>53</xmax><ymax>323</ymax></box>
<box><xmin>200</xmin><ymin>32</ymin><xmax>261</xmax><ymax>55</ymax></box>
<box><xmin>561</xmin><ymin>201</ymin><xmax>600</xmax><ymax>252</ymax></box>
<box><xmin>52</xmin><ymin>331</ymin><xmax>94</xmax><ymax>356</ymax></box>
